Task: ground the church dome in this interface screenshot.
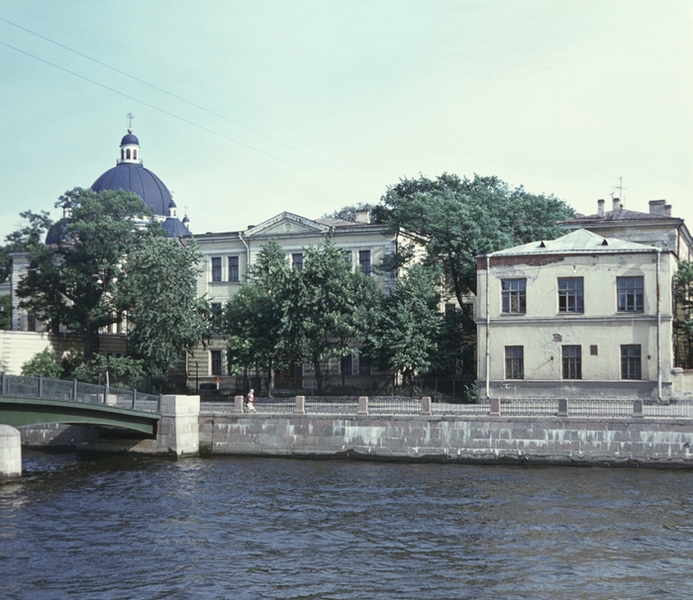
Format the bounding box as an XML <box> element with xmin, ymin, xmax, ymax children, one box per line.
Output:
<box><xmin>88</xmin><ymin>128</ymin><xmax>191</xmax><ymax>237</ymax></box>
<box><xmin>46</xmin><ymin>127</ymin><xmax>192</xmax><ymax>244</ymax></box>
<box><xmin>120</xmin><ymin>132</ymin><xmax>139</xmax><ymax>146</ymax></box>
<box><xmin>91</xmin><ymin>163</ymin><xmax>173</xmax><ymax>217</ymax></box>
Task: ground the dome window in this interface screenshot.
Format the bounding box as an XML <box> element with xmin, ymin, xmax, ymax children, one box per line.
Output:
<box><xmin>126</xmin><ymin>149</ymin><xmax>131</xmax><ymax>160</ymax></box>
<box><xmin>133</xmin><ymin>149</ymin><xmax>138</xmax><ymax>160</ymax></box>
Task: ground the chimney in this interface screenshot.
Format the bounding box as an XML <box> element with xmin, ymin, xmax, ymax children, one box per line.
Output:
<box><xmin>355</xmin><ymin>210</ymin><xmax>371</xmax><ymax>224</ymax></box>
<box><xmin>597</xmin><ymin>199</ymin><xmax>605</xmax><ymax>218</ymax></box>
<box><xmin>612</xmin><ymin>198</ymin><xmax>621</xmax><ymax>212</ymax></box>
<box><xmin>649</xmin><ymin>200</ymin><xmax>667</xmax><ymax>216</ymax></box>
<box><xmin>665</xmin><ymin>204</ymin><xmax>672</xmax><ymax>216</ymax></box>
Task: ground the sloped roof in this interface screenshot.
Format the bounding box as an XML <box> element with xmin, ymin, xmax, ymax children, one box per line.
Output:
<box><xmin>488</xmin><ymin>229</ymin><xmax>657</xmax><ymax>257</ymax></box>
<box><xmin>563</xmin><ymin>207</ymin><xmax>675</xmax><ymax>225</ymax></box>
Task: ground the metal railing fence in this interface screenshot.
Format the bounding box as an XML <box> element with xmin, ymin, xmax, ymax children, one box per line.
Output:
<box><xmin>0</xmin><ymin>372</ymin><xmax>162</xmax><ymax>414</ymax></box>
<box><xmin>199</xmin><ymin>395</ymin><xmax>693</xmax><ymax>419</ymax></box>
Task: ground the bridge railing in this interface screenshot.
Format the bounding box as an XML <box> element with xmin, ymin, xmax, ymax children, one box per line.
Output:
<box><xmin>199</xmin><ymin>395</ymin><xmax>693</xmax><ymax>419</ymax></box>
<box><xmin>0</xmin><ymin>372</ymin><xmax>162</xmax><ymax>414</ymax></box>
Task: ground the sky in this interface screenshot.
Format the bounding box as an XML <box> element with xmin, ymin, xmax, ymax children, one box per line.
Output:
<box><xmin>1</xmin><ymin>0</ymin><xmax>692</xmax><ymax>241</ymax></box>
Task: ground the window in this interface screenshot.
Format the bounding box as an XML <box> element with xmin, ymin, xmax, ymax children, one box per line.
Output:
<box><xmin>341</xmin><ymin>355</ymin><xmax>353</xmax><ymax>376</ymax></box>
<box><xmin>621</xmin><ymin>345</ymin><xmax>642</xmax><ymax>379</ymax></box>
<box><xmin>502</xmin><ymin>279</ymin><xmax>526</xmax><ymax>314</ymax></box>
<box><xmin>505</xmin><ymin>346</ymin><xmax>524</xmax><ymax>379</ymax></box>
<box><xmin>558</xmin><ymin>277</ymin><xmax>584</xmax><ymax>313</ymax></box>
<box><xmin>292</xmin><ymin>253</ymin><xmax>303</xmax><ymax>270</ymax></box>
<box><xmin>590</xmin><ymin>345</ymin><xmax>599</xmax><ymax>356</ymax></box>
<box><xmin>617</xmin><ymin>276</ymin><xmax>644</xmax><ymax>312</ymax></box>
<box><xmin>358</xmin><ymin>352</ymin><xmax>372</xmax><ymax>376</ymax></box>
<box><xmin>359</xmin><ymin>250</ymin><xmax>371</xmax><ymax>276</ymax></box>
<box><xmin>228</xmin><ymin>256</ymin><xmax>239</xmax><ymax>282</ymax></box>
<box><xmin>562</xmin><ymin>345</ymin><xmax>582</xmax><ymax>379</ymax></box>
<box><xmin>210</xmin><ymin>350</ymin><xmax>222</xmax><ymax>376</ymax></box>
<box><xmin>211</xmin><ymin>257</ymin><xmax>222</xmax><ymax>282</ymax></box>
<box><xmin>211</xmin><ymin>303</ymin><xmax>222</xmax><ymax>332</ymax></box>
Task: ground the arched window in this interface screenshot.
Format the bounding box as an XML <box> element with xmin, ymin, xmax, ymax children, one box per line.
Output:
<box><xmin>121</xmin><ymin>149</ymin><xmax>124</xmax><ymax>160</ymax></box>
<box><xmin>133</xmin><ymin>149</ymin><xmax>138</xmax><ymax>160</ymax></box>
<box><xmin>126</xmin><ymin>149</ymin><xmax>131</xmax><ymax>159</ymax></box>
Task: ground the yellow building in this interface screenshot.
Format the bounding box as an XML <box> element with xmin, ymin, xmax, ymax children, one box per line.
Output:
<box><xmin>476</xmin><ymin>229</ymin><xmax>678</xmax><ymax>400</ymax></box>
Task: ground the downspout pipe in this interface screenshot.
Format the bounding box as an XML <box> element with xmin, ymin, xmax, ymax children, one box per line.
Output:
<box><xmin>655</xmin><ymin>248</ymin><xmax>662</xmax><ymax>400</ymax></box>
<box><xmin>485</xmin><ymin>255</ymin><xmax>490</xmax><ymax>399</ymax></box>
<box><xmin>238</xmin><ymin>232</ymin><xmax>250</xmax><ymax>280</ymax></box>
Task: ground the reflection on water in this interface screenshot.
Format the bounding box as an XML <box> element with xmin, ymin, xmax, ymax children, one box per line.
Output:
<box><xmin>1</xmin><ymin>450</ymin><xmax>693</xmax><ymax>599</ymax></box>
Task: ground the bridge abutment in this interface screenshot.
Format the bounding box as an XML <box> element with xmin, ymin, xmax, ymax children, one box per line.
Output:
<box><xmin>156</xmin><ymin>395</ymin><xmax>200</xmax><ymax>457</ymax></box>
<box><xmin>0</xmin><ymin>424</ymin><xmax>22</xmax><ymax>481</ymax></box>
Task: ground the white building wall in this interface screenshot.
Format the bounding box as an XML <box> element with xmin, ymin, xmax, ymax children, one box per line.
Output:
<box><xmin>477</xmin><ymin>250</ymin><xmax>676</xmax><ymax>399</ymax></box>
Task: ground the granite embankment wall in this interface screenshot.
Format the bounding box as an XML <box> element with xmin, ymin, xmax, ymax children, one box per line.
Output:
<box><xmin>198</xmin><ymin>413</ymin><xmax>693</xmax><ymax>467</ymax></box>
<box><xmin>18</xmin><ymin>406</ymin><xmax>693</xmax><ymax>467</ymax></box>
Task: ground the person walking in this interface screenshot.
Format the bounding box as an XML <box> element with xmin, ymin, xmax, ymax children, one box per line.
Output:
<box><xmin>245</xmin><ymin>388</ymin><xmax>256</xmax><ymax>413</ymax></box>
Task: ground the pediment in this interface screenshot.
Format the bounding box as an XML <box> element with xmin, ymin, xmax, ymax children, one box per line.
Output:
<box><xmin>244</xmin><ymin>212</ymin><xmax>330</xmax><ymax>238</ymax></box>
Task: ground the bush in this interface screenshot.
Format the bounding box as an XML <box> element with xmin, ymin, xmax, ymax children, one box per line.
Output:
<box><xmin>21</xmin><ymin>348</ymin><xmax>64</xmax><ymax>378</ymax></box>
<box><xmin>72</xmin><ymin>355</ymin><xmax>146</xmax><ymax>389</ymax></box>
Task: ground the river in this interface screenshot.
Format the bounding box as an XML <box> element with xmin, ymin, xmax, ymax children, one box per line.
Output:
<box><xmin>1</xmin><ymin>451</ymin><xmax>692</xmax><ymax>599</ymax></box>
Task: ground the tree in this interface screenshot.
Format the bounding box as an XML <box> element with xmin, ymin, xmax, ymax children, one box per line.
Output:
<box><xmin>13</xmin><ymin>188</ymin><xmax>157</xmax><ymax>363</ymax></box>
<box><xmin>365</xmin><ymin>264</ymin><xmax>442</xmax><ymax>386</ymax></box>
<box><xmin>21</xmin><ymin>348</ymin><xmax>64</xmax><ymax>378</ymax></box>
<box><xmin>2</xmin><ymin>210</ymin><xmax>55</xmax><ymax>284</ymax></box>
<box><xmin>675</xmin><ymin>259</ymin><xmax>693</xmax><ymax>368</ymax></box>
<box><xmin>0</xmin><ymin>295</ymin><xmax>10</xmax><ymax>330</ymax></box>
<box><xmin>373</xmin><ymin>173</ymin><xmax>576</xmax><ymax>305</ymax></box>
<box><xmin>282</xmin><ymin>241</ymin><xmax>381</xmax><ymax>391</ymax></box>
<box><xmin>323</xmin><ymin>203</ymin><xmax>376</xmax><ymax>222</ymax></box>
<box><xmin>72</xmin><ymin>355</ymin><xmax>146</xmax><ymax>389</ymax></box>
<box><xmin>118</xmin><ymin>234</ymin><xmax>213</xmax><ymax>388</ymax></box>
<box><xmin>223</xmin><ymin>241</ymin><xmax>290</xmax><ymax>396</ymax></box>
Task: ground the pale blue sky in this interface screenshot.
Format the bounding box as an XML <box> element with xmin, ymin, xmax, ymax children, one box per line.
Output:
<box><xmin>1</xmin><ymin>0</ymin><xmax>691</xmax><ymax>241</ymax></box>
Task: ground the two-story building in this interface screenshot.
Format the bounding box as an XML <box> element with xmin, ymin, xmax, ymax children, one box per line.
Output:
<box><xmin>476</xmin><ymin>228</ymin><xmax>677</xmax><ymax>400</ymax></box>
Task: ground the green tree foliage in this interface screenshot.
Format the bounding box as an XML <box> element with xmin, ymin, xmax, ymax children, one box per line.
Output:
<box><xmin>323</xmin><ymin>203</ymin><xmax>376</xmax><ymax>222</ymax></box>
<box><xmin>119</xmin><ymin>235</ymin><xmax>213</xmax><ymax>385</ymax></box>
<box><xmin>2</xmin><ymin>211</ymin><xmax>55</xmax><ymax>285</ymax></box>
<box><xmin>224</xmin><ymin>241</ymin><xmax>289</xmax><ymax>395</ymax></box>
<box><xmin>428</xmin><ymin>306</ymin><xmax>474</xmax><ymax>377</ymax></box>
<box><xmin>373</xmin><ymin>173</ymin><xmax>576</xmax><ymax>304</ymax></box>
<box><xmin>224</xmin><ymin>241</ymin><xmax>381</xmax><ymax>392</ymax></box>
<box><xmin>283</xmin><ymin>241</ymin><xmax>381</xmax><ymax>390</ymax></box>
<box><xmin>21</xmin><ymin>348</ymin><xmax>64</xmax><ymax>378</ymax></box>
<box><xmin>72</xmin><ymin>355</ymin><xmax>146</xmax><ymax>389</ymax></box>
<box><xmin>365</xmin><ymin>264</ymin><xmax>442</xmax><ymax>385</ymax></box>
<box><xmin>675</xmin><ymin>260</ymin><xmax>693</xmax><ymax>367</ymax></box>
<box><xmin>13</xmin><ymin>188</ymin><xmax>156</xmax><ymax>362</ymax></box>
<box><xmin>0</xmin><ymin>247</ymin><xmax>10</xmax><ymax>284</ymax></box>
<box><xmin>0</xmin><ymin>294</ymin><xmax>10</xmax><ymax>330</ymax></box>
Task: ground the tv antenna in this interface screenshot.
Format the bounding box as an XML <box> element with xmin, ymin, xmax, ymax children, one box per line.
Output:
<box><xmin>610</xmin><ymin>176</ymin><xmax>627</xmax><ymax>201</ymax></box>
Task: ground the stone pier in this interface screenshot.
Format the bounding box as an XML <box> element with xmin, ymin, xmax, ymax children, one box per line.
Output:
<box><xmin>154</xmin><ymin>394</ymin><xmax>200</xmax><ymax>456</ymax></box>
<box><xmin>0</xmin><ymin>424</ymin><xmax>22</xmax><ymax>481</ymax></box>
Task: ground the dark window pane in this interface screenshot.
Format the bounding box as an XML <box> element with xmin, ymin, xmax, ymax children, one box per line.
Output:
<box><xmin>562</xmin><ymin>345</ymin><xmax>582</xmax><ymax>379</ymax></box>
<box><xmin>502</xmin><ymin>279</ymin><xmax>526</xmax><ymax>314</ymax></box>
<box><xmin>617</xmin><ymin>277</ymin><xmax>644</xmax><ymax>312</ymax></box>
<box><xmin>211</xmin><ymin>257</ymin><xmax>222</xmax><ymax>282</ymax></box>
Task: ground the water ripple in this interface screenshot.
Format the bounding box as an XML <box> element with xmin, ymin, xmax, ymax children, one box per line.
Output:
<box><xmin>1</xmin><ymin>452</ymin><xmax>693</xmax><ymax>598</ymax></box>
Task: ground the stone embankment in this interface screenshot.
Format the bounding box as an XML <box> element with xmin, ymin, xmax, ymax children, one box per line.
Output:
<box><xmin>12</xmin><ymin>395</ymin><xmax>693</xmax><ymax>468</ymax></box>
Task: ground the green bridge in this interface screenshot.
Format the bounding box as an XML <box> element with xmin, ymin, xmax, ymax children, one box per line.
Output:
<box><xmin>0</xmin><ymin>373</ymin><xmax>161</xmax><ymax>437</ymax></box>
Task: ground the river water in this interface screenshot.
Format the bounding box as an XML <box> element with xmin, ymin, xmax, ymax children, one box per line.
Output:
<box><xmin>2</xmin><ymin>451</ymin><xmax>693</xmax><ymax>599</ymax></box>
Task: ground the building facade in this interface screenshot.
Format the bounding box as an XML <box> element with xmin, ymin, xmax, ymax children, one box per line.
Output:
<box><xmin>476</xmin><ymin>229</ymin><xmax>678</xmax><ymax>400</ymax></box>
<box><xmin>189</xmin><ymin>210</ymin><xmax>404</xmax><ymax>392</ymax></box>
